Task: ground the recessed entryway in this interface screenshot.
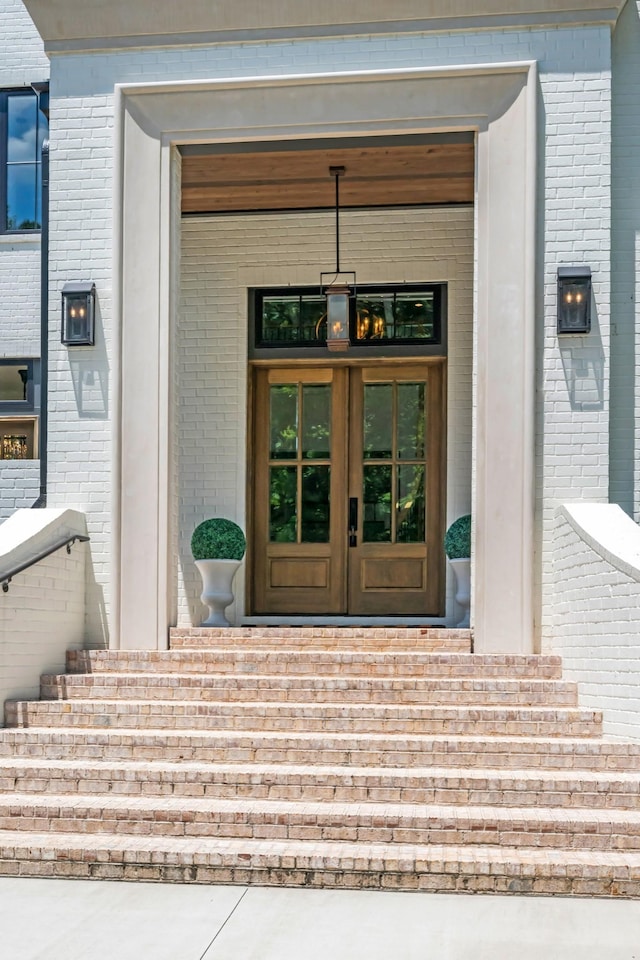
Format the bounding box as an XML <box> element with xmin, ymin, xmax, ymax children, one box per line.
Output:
<box><xmin>116</xmin><ymin>63</ymin><xmax>535</xmax><ymax>651</ymax></box>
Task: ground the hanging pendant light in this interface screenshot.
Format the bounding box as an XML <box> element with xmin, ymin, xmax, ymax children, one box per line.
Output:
<box><xmin>321</xmin><ymin>165</ymin><xmax>355</xmax><ymax>352</ymax></box>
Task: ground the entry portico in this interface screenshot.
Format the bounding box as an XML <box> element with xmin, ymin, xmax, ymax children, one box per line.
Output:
<box><xmin>115</xmin><ymin>64</ymin><xmax>536</xmax><ymax>653</ymax></box>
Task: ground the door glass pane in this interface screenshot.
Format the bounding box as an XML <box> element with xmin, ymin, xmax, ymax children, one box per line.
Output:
<box><xmin>269</xmin><ymin>466</ymin><xmax>297</xmax><ymax>542</ymax></box>
<box><xmin>269</xmin><ymin>384</ymin><xmax>298</xmax><ymax>459</ymax></box>
<box><xmin>363</xmin><ymin>384</ymin><xmax>392</xmax><ymax>459</ymax></box>
<box><xmin>301</xmin><ymin>465</ymin><xmax>330</xmax><ymax>542</ymax></box>
<box><xmin>362</xmin><ymin>465</ymin><xmax>392</xmax><ymax>542</ymax></box>
<box><xmin>397</xmin><ymin>465</ymin><xmax>425</xmax><ymax>543</ymax></box>
<box><xmin>302</xmin><ymin>384</ymin><xmax>331</xmax><ymax>459</ymax></box>
<box><xmin>397</xmin><ymin>383</ymin><xmax>425</xmax><ymax>460</ymax></box>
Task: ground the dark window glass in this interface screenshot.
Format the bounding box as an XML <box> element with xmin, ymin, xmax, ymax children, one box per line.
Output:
<box><xmin>260</xmin><ymin>293</ymin><xmax>326</xmax><ymax>345</ymax></box>
<box><xmin>1</xmin><ymin>91</ymin><xmax>48</xmax><ymax>233</ymax></box>
<box><xmin>0</xmin><ymin>359</ymin><xmax>39</xmax><ymax>460</ymax></box>
<box><xmin>0</xmin><ymin>360</ymin><xmax>36</xmax><ymax>407</ymax></box>
<box><xmin>254</xmin><ymin>285</ymin><xmax>442</xmax><ymax>349</ymax></box>
<box><xmin>356</xmin><ymin>291</ymin><xmax>435</xmax><ymax>342</ymax></box>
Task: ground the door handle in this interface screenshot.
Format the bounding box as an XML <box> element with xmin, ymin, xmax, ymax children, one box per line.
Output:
<box><xmin>349</xmin><ymin>497</ymin><xmax>358</xmax><ymax>547</ymax></box>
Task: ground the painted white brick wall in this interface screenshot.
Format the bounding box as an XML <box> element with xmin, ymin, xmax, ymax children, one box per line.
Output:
<box><xmin>179</xmin><ymin>207</ymin><xmax>473</xmax><ymax>625</ymax></box>
<box><xmin>0</xmin><ymin>463</ymin><xmax>40</xmax><ymax>520</ymax></box>
<box><xmin>0</xmin><ymin>546</ymin><xmax>86</xmax><ymax>720</ymax></box>
<box><xmin>0</xmin><ymin>236</ymin><xmax>42</xmax><ymax>515</ymax></box>
<box><xmin>0</xmin><ymin>0</ymin><xmax>48</xmax><ymax>87</ymax></box>
<box><xmin>0</xmin><ymin>240</ymin><xmax>41</xmax><ymax>353</ymax></box>
<box><xmin>0</xmin><ymin>507</ymin><xmax>87</xmax><ymax>721</ymax></box>
<box><xmin>46</xmin><ymin>89</ymin><xmax>113</xmax><ymax>646</ymax></box>
<box><xmin>609</xmin><ymin>0</ymin><xmax>640</xmax><ymax>520</ymax></box>
<box><xmin>552</xmin><ymin>504</ymin><xmax>640</xmax><ymax>741</ymax></box>
<box><xmin>0</xmin><ymin>0</ymin><xmax>48</xmax><ymax>517</ymax></box>
<box><xmin>43</xmin><ymin>24</ymin><xmax>613</xmax><ymax>644</ymax></box>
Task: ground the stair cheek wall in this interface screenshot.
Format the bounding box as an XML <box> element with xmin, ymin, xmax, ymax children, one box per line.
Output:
<box><xmin>1</xmin><ymin>627</ymin><xmax>640</xmax><ymax>896</ymax></box>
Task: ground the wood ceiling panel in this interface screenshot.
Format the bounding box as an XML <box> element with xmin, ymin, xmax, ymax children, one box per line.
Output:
<box><xmin>181</xmin><ymin>142</ymin><xmax>474</xmax><ymax>213</ymax></box>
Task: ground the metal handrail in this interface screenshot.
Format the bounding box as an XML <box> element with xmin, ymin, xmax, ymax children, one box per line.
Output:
<box><xmin>0</xmin><ymin>534</ymin><xmax>89</xmax><ymax>593</ymax></box>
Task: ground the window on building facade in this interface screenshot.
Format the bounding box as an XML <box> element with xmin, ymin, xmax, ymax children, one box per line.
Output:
<box><xmin>253</xmin><ymin>284</ymin><xmax>444</xmax><ymax>350</ymax></box>
<box><xmin>0</xmin><ymin>359</ymin><xmax>39</xmax><ymax>460</ymax></box>
<box><xmin>0</xmin><ymin>90</ymin><xmax>48</xmax><ymax>233</ymax></box>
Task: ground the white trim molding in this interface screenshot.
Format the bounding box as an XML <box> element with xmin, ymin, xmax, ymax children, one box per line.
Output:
<box><xmin>23</xmin><ymin>0</ymin><xmax>626</xmax><ymax>53</ymax></box>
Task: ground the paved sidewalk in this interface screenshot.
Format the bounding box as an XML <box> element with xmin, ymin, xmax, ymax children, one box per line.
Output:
<box><xmin>2</xmin><ymin>878</ymin><xmax>640</xmax><ymax>960</ymax></box>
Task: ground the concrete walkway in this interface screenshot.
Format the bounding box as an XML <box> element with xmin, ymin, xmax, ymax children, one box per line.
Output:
<box><xmin>2</xmin><ymin>879</ymin><xmax>640</xmax><ymax>960</ymax></box>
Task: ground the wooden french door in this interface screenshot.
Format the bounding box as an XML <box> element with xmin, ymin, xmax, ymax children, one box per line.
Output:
<box><xmin>251</xmin><ymin>362</ymin><xmax>445</xmax><ymax>616</ymax></box>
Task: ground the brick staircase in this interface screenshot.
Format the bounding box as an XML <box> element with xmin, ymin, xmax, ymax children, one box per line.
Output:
<box><xmin>1</xmin><ymin>626</ymin><xmax>640</xmax><ymax>896</ymax></box>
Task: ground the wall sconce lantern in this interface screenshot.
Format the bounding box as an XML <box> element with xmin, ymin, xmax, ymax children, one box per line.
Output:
<box><xmin>61</xmin><ymin>282</ymin><xmax>95</xmax><ymax>346</ymax></box>
<box><xmin>557</xmin><ymin>266</ymin><xmax>591</xmax><ymax>334</ymax></box>
<box><xmin>321</xmin><ymin>165</ymin><xmax>355</xmax><ymax>352</ymax></box>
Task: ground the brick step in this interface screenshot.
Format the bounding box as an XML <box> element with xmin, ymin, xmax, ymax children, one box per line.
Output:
<box><xmin>40</xmin><ymin>672</ymin><xmax>579</xmax><ymax>707</ymax></box>
<box><xmin>2</xmin><ymin>759</ymin><xmax>638</xmax><ymax>809</ymax></box>
<box><xmin>67</xmin><ymin>650</ymin><xmax>563</xmax><ymax>679</ymax></box>
<box><xmin>0</xmin><ymin>830</ymin><xmax>638</xmax><ymax>896</ymax></box>
<box><xmin>0</xmin><ymin>728</ymin><xmax>637</xmax><ymax>770</ymax></box>
<box><xmin>170</xmin><ymin>627</ymin><xmax>470</xmax><ymax>651</ymax></box>
<box><xmin>4</xmin><ymin>699</ymin><xmax>602</xmax><ymax>738</ymax></box>
<box><xmin>3</xmin><ymin>794</ymin><xmax>640</xmax><ymax>851</ymax></box>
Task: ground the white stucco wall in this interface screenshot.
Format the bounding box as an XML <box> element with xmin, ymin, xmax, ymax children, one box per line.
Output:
<box><xmin>0</xmin><ymin>0</ymin><xmax>49</xmax><ymax>517</ymax></box>
<box><xmin>178</xmin><ymin>206</ymin><xmax>473</xmax><ymax>625</ymax></box>
<box><xmin>552</xmin><ymin>503</ymin><xmax>640</xmax><ymax>741</ymax></box>
<box><xmin>42</xmin><ymin>24</ymin><xmax>613</xmax><ymax>644</ymax></box>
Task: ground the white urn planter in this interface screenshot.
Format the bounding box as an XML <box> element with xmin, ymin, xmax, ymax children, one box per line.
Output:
<box><xmin>444</xmin><ymin>515</ymin><xmax>472</xmax><ymax>630</ymax></box>
<box><xmin>195</xmin><ymin>558</ymin><xmax>241</xmax><ymax>627</ymax></box>
<box><xmin>191</xmin><ymin>518</ymin><xmax>246</xmax><ymax>628</ymax></box>
<box><xmin>449</xmin><ymin>557</ymin><xmax>470</xmax><ymax>628</ymax></box>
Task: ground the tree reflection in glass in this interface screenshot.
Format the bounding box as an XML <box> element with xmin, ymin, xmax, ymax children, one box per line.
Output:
<box><xmin>270</xmin><ymin>385</ymin><xmax>297</xmax><ymax>459</ymax></box>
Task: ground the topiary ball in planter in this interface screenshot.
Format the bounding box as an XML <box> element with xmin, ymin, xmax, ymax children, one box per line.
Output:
<box><xmin>191</xmin><ymin>518</ymin><xmax>246</xmax><ymax>561</ymax></box>
<box><xmin>444</xmin><ymin>514</ymin><xmax>471</xmax><ymax>560</ymax></box>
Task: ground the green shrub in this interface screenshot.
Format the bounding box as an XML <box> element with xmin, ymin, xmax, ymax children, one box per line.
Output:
<box><xmin>444</xmin><ymin>514</ymin><xmax>471</xmax><ymax>559</ymax></box>
<box><xmin>191</xmin><ymin>518</ymin><xmax>246</xmax><ymax>561</ymax></box>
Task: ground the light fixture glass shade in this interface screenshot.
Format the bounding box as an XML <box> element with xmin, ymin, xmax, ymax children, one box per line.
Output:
<box><xmin>557</xmin><ymin>267</ymin><xmax>591</xmax><ymax>334</ymax></box>
<box><xmin>326</xmin><ymin>284</ymin><xmax>350</xmax><ymax>351</ymax></box>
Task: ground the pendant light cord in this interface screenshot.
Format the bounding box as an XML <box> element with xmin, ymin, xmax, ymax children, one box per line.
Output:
<box><xmin>330</xmin><ymin>165</ymin><xmax>345</xmax><ymax>275</ymax></box>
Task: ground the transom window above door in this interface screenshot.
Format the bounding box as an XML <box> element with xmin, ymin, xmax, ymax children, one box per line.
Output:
<box><xmin>250</xmin><ymin>284</ymin><xmax>446</xmax><ymax>358</ymax></box>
